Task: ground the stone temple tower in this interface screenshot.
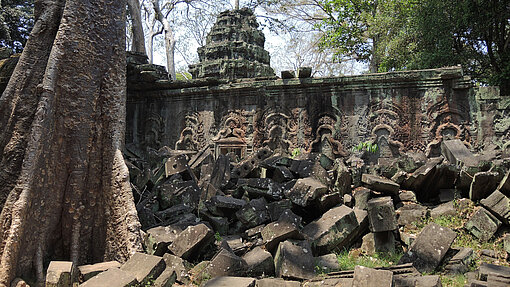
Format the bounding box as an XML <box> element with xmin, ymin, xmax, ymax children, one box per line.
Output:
<box><xmin>188</xmin><ymin>8</ymin><xmax>275</xmax><ymax>80</ymax></box>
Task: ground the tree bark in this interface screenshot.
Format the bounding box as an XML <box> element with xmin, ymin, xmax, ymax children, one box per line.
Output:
<box><xmin>153</xmin><ymin>0</ymin><xmax>176</xmax><ymax>80</ymax></box>
<box><xmin>0</xmin><ymin>0</ymin><xmax>142</xmax><ymax>285</ymax></box>
<box><xmin>127</xmin><ymin>0</ymin><xmax>147</xmax><ymax>54</ymax></box>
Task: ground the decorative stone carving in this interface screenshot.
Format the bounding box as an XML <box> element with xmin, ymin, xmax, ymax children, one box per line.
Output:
<box><xmin>143</xmin><ymin>112</ymin><xmax>165</xmax><ymax>149</ymax></box>
<box><xmin>175</xmin><ymin>111</ymin><xmax>215</xmax><ymax>151</ymax></box>
<box><xmin>213</xmin><ymin>111</ymin><xmax>250</xmax><ymax>158</ymax></box>
<box><xmin>287</xmin><ymin>108</ymin><xmax>312</xmax><ymax>151</ymax></box>
<box><xmin>310</xmin><ymin>114</ymin><xmax>347</xmax><ymax>159</ymax></box>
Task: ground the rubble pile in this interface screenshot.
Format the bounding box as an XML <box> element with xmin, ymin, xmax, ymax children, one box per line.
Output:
<box><xmin>45</xmin><ymin>139</ymin><xmax>510</xmax><ymax>286</ymax></box>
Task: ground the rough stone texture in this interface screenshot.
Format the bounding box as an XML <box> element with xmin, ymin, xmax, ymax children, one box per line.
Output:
<box><xmin>79</xmin><ymin>268</ymin><xmax>138</xmax><ymax>287</ymax></box>
<box><xmin>236</xmin><ymin>197</ymin><xmax>271</xmax><ymax>228</ymax></box>
<box><xmin>153</xmin><ymin>267</ymin><xmax>176</xmax><ymax>287</ymax></box>
<box><xmin>397</xmin><ymin>203</ymin><xmax>427</xmax><ymax>226</ymax></box>
<box><xmin>145</xmin><ymin>226</ymin><xmax>181</xmax><ymax>256</ymax></box>
<box><xmin>188</xmin><ymin>8</ymin><xmax>274</xmax><ymax>80</ymax></box>
<box><xmin>78</xmin><ymin>261</ymin><xmax>121</xmax><ymax>281</ymax></box>
<box><xmin>441</xmin><ymin>139</ymin><xmax>478</xmax><ymax>166</ymax></box>
<box><xmin>206</xmin><ymin>248</ymin><xmax>246</xmax><ymax>277</ymax></box>
<box><xmin>352</xmin><ymin>266</ymin><xmax>393</xmax><ymax>287</ymax></box>
<box><xmin>479</xmin><ymin>263</ymin><xmax>510</xmax><ymax>282</ymax></box>
<box><xmin>470</xmin><ymin>172</ymin><xmax>501</xmax><ymax>201</ymax></box>
<box><xmin>285</xmin><ymin>177</ymin><xmax>328</xmax><ymax>207</ymax></box>
<box><xmin>361</xmin><ymin>174</ymin><xmax>399</xmax><ymax>195</ymax></box>
<box><xmin>430</xmin><ymin>201</ymin><xmax>456</xmax><ymax>219</ymax></box>
<box><xmin>354</xmin><ymin>187</ymin><xmax>371</xmax><ymax>210</ymax></box>
<box><xmin>203</xmin><ymin>276</ymin><xmax>256</xmax><ymax>287</ymax></box>
<box><xmin>168</xmin><ymin>223</ymin><xmax>214</xmax><ymax>260</ymax></box>
<box><xmin>465</xmin><ymin>207</ymin><xmax>502</xmax><ymax>241</ymax></box>
<box><xmin>315</xmin><ymin>254</ymin><xmax>341</xmax><ymax>273</ymax></box>
<box><xmin>498</xmin><ymin>169</ymin><xmax>510</xmax><ymax>196</ymax></box>
<box><xmin>333</xmin><ymin>159</ymin><xmax>352</xmax><ymax>197</ymax></box>
<box><xmin>46</xmin><ymin>261</ymin><xmax>77</xmax><ymax>287</ymax></box>
<box><xmin>505</xmin><ymin>234</ymin><xmax>510</xmax><ymax>254</ymax></box>
<box><xmin>394</xmin><ymin>275</ymin><xmax>442</xmax><ymax>287</ymax></box>
<box><xmin>162</xmin><ymin>254</ymin><xmax>187</xmax><ymax>282</ymax></box>
<box><xmin>119</xmin><ymin>252</ymin><xmax>165</xmax><ymax>285</ymax></box>
<box><xmin>445</xmin><ymin>247</ymin><xmax>474</xmax><ymax>274</ymax></box>
<box><xmin>361</xmin><ymin>232</ymin><xmax>395</xmax><ymax>255</ymax></box>
<box><xmin>261</xmin><ymin>220</ymin><xmax>300</xmax><ymax>252</ymax></box>
<box><xmin>274</xmin><ymin>240</ymin><xmax>315</xmax><ymax>280</ymax></box>
<box><xmin>302</xmin><ymin>205</ymin><xmax>359</xmax><ymax>255</ymax></box>
<box><xmin>256</xmin><ymin>278</ymin><xmax>301</xmax><ymax>287</ymax></box>
<box><xmin>480</xmin><ymin>190</ymin><xmax>510</xmax><ymax>225</ymax></box>
<box><xmin>242</xmin><ymin>246</ymin><xmax>275</xmax><ymax>277</ymax></box>
<box><xmin>399</xmin><ymin>223</ymin><xmax>457</xmax><ymax>273</ymax></box>
<box><xmin>398</xmin><ymin>190</ymin><xmax>417</xmax><ymax>202</ymax></box>
<box><xmin>367</xmin><ymin>197</ymin><xmax>397</xmax><ymax>232</ymax></box>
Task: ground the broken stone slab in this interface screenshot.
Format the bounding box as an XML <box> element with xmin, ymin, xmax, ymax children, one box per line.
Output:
<box><xmin>205</xmin><ymin>248</ymin><xmax>247</xmax><ymax>277</ymax></box>
<box><xmin>210</xmin><ymin>155</ymin><xmax>232</xmax><ymax>190</ymax></box>
<box><xmin>278</xmin><ymin>209</ymin><xmax>302</xmax><ymax>228</ymax></box>
<box><xmin>145</xmin><ymin>225</ymin><xmax>181</xmax><ymax>256</ymax></box>
<box><xmin>235</xmin><ymin>197</ymin><xmax>271</xmax><ymax>228</ymax></box>
<box><xmin>232</xmin><ymin>148</ymin><xmax>272</xmax><ymax>179</ymax></box>
<box><xmin>168</xmin><ymin>223</ymin><xmax>214</xmax><ymax>260</ymax></box>
<box><xmin>262</xmin><ymin>220</ymin><xmax>301</xmax><ymax>252</ymax></box>
<box><xmin>203</xmin><ymin>276</ymin><xmax>256</xmax><ymax>287</ymax></box>
<box><xmin>274</xmin><ymin>240</ymin><xmax>315</xmax><ymax>280</ymax></box>
<box><xmin>480</xmin><ymin>190</ymin><xmax>510</xmax><ymax>225</ymax></box>
<box><xmin>79</xmin><ymin>268</ymin><xmax>138</xmax><ymax>287</ymax></box>
<box><xmin>164</xmin><ymin>154</ymin><xmax>189</xmax><ymax>177</ymax></box>
<box><xmin>242</xmin><ymin>246</ymin><xmax>275</xmax><ymax>277</ymax></box>
<box><xmin>209</xmin><ymin>195</ymin><xmax>246</xmax><ymax>210</ymax></box>
<box><xmin>343</xmin><ymin>207</ymin><xmax>369</xmax><ymax>248</ymax></box>
<box><xmin>245</xmin><ymin>224</ymin><xmax>265</xmax><ymax>238</ymax></box>
<box><xmin>393</xmin><ymin>275</ymin><xmax>442</xmax><ymax>287</ymax></box>
<box><xmin>289</xmin><ymin>156</ymin><xmax>330</xmax><ymax>185</ymax></box>
<box><xmin>396</xmin><ymin>203</ymin><xmax>427</xmax><ymax>226</ymax></box>
<box><xmin>315</xmin><ymin>254</ymin><xmax>341</xmax><ymax>273</ymax></box>
<box><xmin>361</xmin><ymin>174</ymin><xmax>399</xmax><ymax>196</ymax></box>
<box><xmin>402</xmin><ymin>157</ymin><xmax>443</xmax><ymax>190</ymax></box>
<box><xmin>352</xmin><ymin>265</ymin><xmax>393</xmax><ymax>287</ymax></box>
<box><xmin>478</xmin><ymin>263</ymin><xmax>510</xmax><ymax>282</ymax></box>
<box><xmin>257</xmin><ymin>278</ymin><xmax>301</xmax><ymax>287</ymax></box>
<box><xmin>162</xmin><ymin>253</ymin><xmax>187</xmax><ymax>283</ymax></box>
<box><xmin>158</xmin><ymin>180</ymin><xmax>200</xmax><ymax>210</ymax></box>
<box><xmin>298</xmin><ymin>67</ymin><xmax>312</xmax><ymax>78</ymax></box>
<box><xmin>441</xmin><ymin>139</ymin><xmax>479</xmax><ymax>167</ymax></box>
<box><xmin>302</xmin><ymin>205</ymin><xmax>359</xmax><ymax>255</ymax></box>
<box><xmin>398</xmin><ymin>190</ymin><xmax>417</xmax><ymax>202</ymax></box>
<box><xmin>272</xmin><ymin>165</ymin><xmax>295</xmax><ymax>183</ymax></box>
<box><xmin>285</xmin><ymin>177</ymin><xmax>328</xmax><ymax>207</ymax></box>
<box><xmin>267</xmin><ymin>199</ymin><xmax>293</xmax><ymax>221</ymax></box>
<box><xmin>153</xmin><ymin>203</ymin><xmax>194</xmax><ymax>224</ymax></box>
<box><xmin>398</xmin><ymin>223</ymin><xmax>456</xmax><ymax>273</ymax></box>
<box><xmin>505</xmin><ymin>234</ymin><xmax>510</xmax><ymax>254</ymax></box>
<box><xmin>46</xmin><ymin>261</ymin><xmax>78</xmax><ymax>287</ymax></box>
<box><xmin>444</xmin><ymin>247</ymin><xmax>474</xmax><ymax>275</ymax></box>
<box><xmin>204</xmin><ymin>214</ymin><xmax>229</xmax><ymax>235</ymax></box>
<box><xmin>353</xmin><ymin>187</ymin><xmax>371</xmax><ymax>210</ymax></box>
<box><xmin>281</xmin><ymin>70</ymin><xmax>295</xmax><ymax>79</ymax></box>
<box><xmin>497</xmin><ymin>169</ymin><xmax>510</xmax><ymax>196</ymax></box>
<box><xmin>367</xmin><ymin>197</ymin><xmax>397</xmax><ymax>232</ymax></box>
<box><xmin>317</xmin><ymin>192</ymin><xmax>343</xmax><ymax>214</ymax></box>
<box><xmin>153</xmin><ymin>267</ymin><xmax>176</xmax><ymax>287</ymax></box>
<box><xmin>333</xmin><ymin>159</ymin><xmax>352</xmax><ymax>197</ymax></box>
<box><xmin>470</xmin><ymin>171</ymin><xmax>500</xmax><ymax>201</ymax></box>
<box><xmin>360</xmin><ymin>232</ymin><xmax>395</xmax><ymax>255</ymax></box>
<box><xmin>464</xmin><ymin>207</ymin><xmax>502</xmax><ymax>241</ymax></box>
<box><xmin>120</xmin><ymin>252</ymin><xmax>165</xmax><ymax>286</ymax></box>
<box><xmin>78</xmin><ymin>261</ymin><xmax>121</xmax><ymax>282</ymax></box>
<box><xmin>430</xmin><ymin>201</ymin><xmax>456</xmax><ymax>219</ymax></box>
<box><xmin>237</xmin><ymin>178</ymin><xmax>283</xmax><ymax>200</ymax></box>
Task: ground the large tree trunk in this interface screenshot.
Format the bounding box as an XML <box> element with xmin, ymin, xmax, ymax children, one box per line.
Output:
<box><xmin>127</xmin><ymin>0</ymin><xmax>146</xmax><ymax>54</ymax></box>
<box><xmin>0</xmin><ymin>0</ymin><xmax>142</xmax><ymax>285</ymax></box>
<box><xmin>153</xmin><ymin>0</ymin><xmax>176</xmax><ymax>80</ymax></box>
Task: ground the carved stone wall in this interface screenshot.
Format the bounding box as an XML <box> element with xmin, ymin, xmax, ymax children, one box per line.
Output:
<box><xmin>126</xmin><ymin>66</ymin><xmax>506</xmax><ymax>158</ymax></box>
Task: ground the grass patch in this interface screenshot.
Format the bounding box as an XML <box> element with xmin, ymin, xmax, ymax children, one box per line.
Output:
<box><xmin>440</xmin><ymin>274</ymin><xmax>467</xmax><ymax>287</ymax></box>
<box><xmin>336</xmin><ymin>250</ymin><xmax>403</xmax><ymax>270</ymax></box>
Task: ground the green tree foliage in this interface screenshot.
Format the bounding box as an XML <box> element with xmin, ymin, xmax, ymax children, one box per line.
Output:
<box><xmin>0</xmin><ymin>0</ymin><xmax>34</xmax><ymax>53</ymax></box>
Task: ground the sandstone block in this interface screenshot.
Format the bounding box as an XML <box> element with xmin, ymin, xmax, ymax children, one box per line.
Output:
<box><xmin>79</xmin><ymin>268</ymin><xmax>137</xmax><ymax>287</ymax></box>
<box><xmin>78</xmin><ymin>261</ymin><xmax>121</xmax><ymax>282</ymax></box>
<box><xmin>481</xmin><ymin>190</ymin><xmax>510</xmax><ymax>225</ymax></box>
<box><xmin>235</xmin><ymin>197</ymin><xmax>270</xmax><ymax>228</ymax></box>
<box><xmin>285</xmin><ymin>177</ymin><xmax>328</xmax><ymax>207</ymax></box>
<box><xmin>206</xmin><ymin>248</ymin><xmax>246</xmax><ymax>277</ymax></box>
<box><xmin>361</xmin><ymin>174</ymin><xmax>399</xmax><ymax>195</ymax></box>
<box><xmin>46</xmin><ymin>261</ymin><xmax>77</xmax><ymax>287</ymax></box>
<box><xmin>352</xmin><ymin>266</ymin><xmax>393</xmax><ymax>287</ymax></box>
<box><xmin>274</xmin><ymin>240</ymin><xmax>315</xmax><ymax>280</ymax></box>
<box><xmin>168</xmin><ymin>223</ymin><xmax>214</xmax><ymax>260</ymax></box>
<box><xmin>367</xmin><ymin>197</ymin><xmax>397</xmax><ymax>232</ymax></box>
<box><xmin>243</xmin><ymin>246</ymin><xmax>275</xmax><ymax>277</ymax></box>
<box><xmin>262</xmin><ymin>220</ymin><xmax>300</xmax><ymax>252</ymax></box>
<box><xmin>465</xmin><ymin>207</ymin><xmax>501</xmax><ymax>241</ymax></box>
<box><xmin>120</xmin><ymin>252</ymin><xmax>165</xmax><ymax>285</ymax></box>
<box><xmin>203</xmin><ymin>276</ymin><xmax>256</xmax><ymax>287</ymax></box>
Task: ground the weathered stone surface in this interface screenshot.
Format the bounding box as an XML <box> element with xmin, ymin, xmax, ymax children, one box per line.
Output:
<box><xmin>278</xmin><ymin>209</ymin><xmax>302</xmax><ymax>228</ymax></box>
<box><xmin>505</xmin><ymin>234</ymin><xmax>510</xmax><ymax>254</ymax></box>
<box><xmin>367</xmin><ymin>197</ymin><xmax>397</xmax><ymax>232</ymax></box>
<box><xmin>394</xmin><ymin>275</ymin><xmax>442</xmax><ymax>287</ymax></box>
<box><xmin>120</xmin><ymin>252</ymin><xmax>165</xmax><ymax>285</ymax></box>
<box><xmin>398</xmin><ymin>190</ymin><xmax>417</xmax><ymax>202</ymax></box>
<box><xmin>257</xmin><ymin>278</ymin><xmax>301</xmax><ymax>287</ymax></box>
<box><xmin>298</xmin><ymin>67</ymin><xmax>312</xmax><ymax>78</ymax></box>
<box><xmin>281</xmin><ymin>70</ymin><xmax>295</xmax><ymax>79</ymax></box>
<box><xmin>470</xmin><ymin>171</ymin><xmax>501</xmax><ymax>201</ymax></box>
<box><xmin>267</xmin><ymin>199</ymin><xmax>293</xmax><ymax>221</ymax></box>
<box><xmin>302</xmin><ymin>205</ymin><xmax>359</xmax><ymax>255</ymax></box>
<box><xmin>46</xmin><ymin>261</ymin><xmax>77</xmax><ymax>287</ymax></box>
<box><xmin>243</xmin><ymin>246</ymin><xmax>275</xmax><ymax>277</ymax></box>
<box><xmin>274</xmin><ymin>240</ymin><xmax>315</xmax><ymax>280</ymax></box>
<box><xmin>80</xmin><ymin>268</ymin><xmax>138</xmax><ymax>287</ymax></box>
<box><xmin>262</xmin><ymin>220</ymin><xmax>301</xmax><ymax>252</ymax></box>
<box><xmin>354</xmin><ymin>187</ymin><xmax>371</xmax><ymax>210</ymax></box>
<box><xmin>441</xmin><ymin>139</ymin><xmax>478</xmax><ymax>166</ymax></box>
<box><xmin>315</xmin><ymin>254</ymin><xmax>341</xmax><ymax>272</ymax></box>
<box><xmin>361</xmin><ymin>232</ymin><xmax>395</xmax><ymax>255</ymax></box>
<box><xmin>397</xmin><ymin>203</ymin><xmax>427</xmax><ymax>226</ymax></box>
<box><xmin>361</xmin><ymin>174</ymin><xmax>399</xmax><ymax>196</ymax></box>
<box><xmin>333</xmin><ymin>159</ymin><xmax>352</xmax><ymax>196</ymax></box>
<box><xmin>285</xmin><ymin>177</ymin><xmax>328</xmax><ymax>207</ymax></box>
<box><xmin>498</xmin><ymin>169</ymin><xmax>510</xmax><ymax>196</ymax></box>
<box><xmin>78</xmin><ymin>261</ymin><xmax>121</xmax><ymax>281</ymax></box>
<box><xmin>145</xmin><ymin>225</ymin><xmax>181</xmax><ymax>256</ymax></box>
<box><xmin>318</xmin><ymin>192</ymin><xmax>343</xmax><ymax>213</ymax></box>
<box><xmin>430</xmin><ymin>201</ymin><xmax>456</xmax><ymax>219</ymax></box>
<box><xmin>465</xmin><ymin>207</ymin><xmax>502</xmax><ymax>241</ymax></box>
<box><xmin>162</xmin><ymin>253</ymin><xmax>187</xmax><ymax>282</ymax></box>
<box><xmin>352</xmin><ymin>266</ymin><xmax>393</xmax><ymax>287</ymax></box>
<box><xmin>480</xmin><ymin>190</ymin><xmax>510</xmax><ymax>225</ymax></box>
<box><xmin>210</xmin><ymin>155</ymin><xmax>232</xmax><ymax>191</ymax></box>
<box><xmin>479</xmin><ymin>263</ymin><xmax>510</xmax><ymax>282</ymax></box>
<box><xmin>439</xmin><ymin>189</ymin><xmax>457</xmax><ymax>203</ymax></box>
<box><xmin>158</xmin><ymin>180</ymin><xmax>200</xmax><ymax>210</ymax></box>
<box><xmin>399</xmin><ymin>223</ymin><xmax>456</xmax><ymax>273</ymax></box>
<box><xmin>402</xmin><ymin>157</ymin><xmax>443</xmax><ymax>191</ymax></box>
<box><xmin>203</xmin><ymin>276</ymin><xmax>256</xmax><ymax>287</ymax></box>
<box><xmin>168</xmin><ymin>223</ymin><xmax>214</xmax><ymax>260</ymax></box>
<box><xmin>237</xmin><ymin>178</ymin><xmax>283</xmax><ymax>200</ymax></box>
<box><xmin>209</xmin><ymin>195</ymin><xmax>246</xmax><ymax>210</ymax></box>
<box><xmin>206</xmin><ymin>248</ymin><xmax>246</xmax><ymax>277</ymax></box>
<box><xmin>236</xmin><ymin>197</ymin><xmax>270</xmax><ymax>228</ymax></box>
<box><xmin>445</xmin><ymin>247</ymin><xmax>474</xmax><ymax>274</ymax></box>
<box><xmin>153</xmin><ymin>267</ymin><xmax>176</xmax><ymax>287</ymax></box>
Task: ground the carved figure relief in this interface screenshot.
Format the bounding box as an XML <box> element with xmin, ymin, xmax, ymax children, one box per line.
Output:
<box><xmin>259</xmin><ymin>110</ymin><xmax>292</xmax><ymax>153</ymax></box>
<box><xmin>288</xmin><ymin>108</ymin><xmax>312</xmax><ymax>151</ymax></box>
<box><xmin>310</xmin><ymin>114</ymin><xmax>347</xmax><ymax>158</ymax></box>
<box><xmin>175</xmin><ymin>111</ymin><xmax>215</xmax><ymax>150</ymax></box>
<box><xmin>213</xmin><ymin>110</ymin><xmax>250</xmax><ymax>158</ymax></box>
<box><xmin>368</xmin><ymin>99</ymin><xmax>405</xmax><ymax>156</ymax></box>
<box><xmin>143</xmin><ymin>112</ymin><xmax>165</xmax><ymax>149</ymax></box>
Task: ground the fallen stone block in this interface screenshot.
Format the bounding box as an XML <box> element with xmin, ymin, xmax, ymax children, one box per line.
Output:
<box><xmin>206</xmin><ymin>248</ymin><xmax>246</xmax><ymax>277</ymax></box>
<box><xmin>430</xmin><ymin>201</ymin><xmax>456</xmax><ymax>219</ymax></box>
<box><xmin>243</xmin><ymin>246</ymin><xmax>275</xmax><ymax>277</ymax></box>
<box><xmin>480</xmin><ymin>190</ymin><xmax>510</xmax><ymax>225</ymax></box>
<box><xmin>396</xmin><ymin>203</ymin><xmax>427</xmax><ymax>226</ymax></box>
<box><xmin>361</xmin><ymin>232</ymin><xmax>395</xmax><ymax>255</ymax></box>
<box><xmin>285</xmin><ymin>177</ymin><xmax>328</xmax><ymax>207</ymax></box>
<box><xmin>267</xmin><ymin>199</ymin><xmax>293</xmax><ymax>221</ymax></box>
<box><xmin>46</xmin><ymin>261</ymin><xmax>77</xmax><ymax>287</ymax></box>
<box><xmin>470</xmin><ymin>171</ymin><xmax>500</xmax><ymax>201</ymax></box>
<box><xmin>352</xmin><ymin>265</ymin><xmax>393</xmax><ymax>287</ymax></box>
<box><xmin>445</xmin><ymin>247</ymin><xmax>474</xmax><ymax>275</ymax></box>
<box><xmin>441</xmin><ymin>139</ymin><xmax>478</xmax><ymax>167</ymax></box>
<box><xmin>317</xmin><ymin>192</ymin><xmax>343</xmax><ymax>213</ymax></box>
<box><xmin>398</xmin><ymin>190</ymin><xmax>417</xmax><ymax>202</ymax></box>
<box><xmin>367</xmin><ymin>197</ymin><xmax>397</xmax><ymax>232</ymax></box>
<box><xmin>210</xmin><ymin>155</ymin><xmax>231</xmax><ymax>190</ymax></box>
<box><xmin>497</xmin><ymin>169</ymin><xmax>510</xmax><ymax>196</ymax></box>
<box><xmin>120</xmin><ymin>252</ymin><xmax>165</xmax><ymax>285</ymax></box>
<box><xmin>302</xmin><ymin>205</ymin><xmax>358</xmax><ymax>255</ymax></box>
<box><xmin>399</xmin><ymin>223</ymin><xmax>456</xmax><ymax>273</ymax></box>
<box><xmin>262</xmin><ymin>220</ymin><xmax>301</xmax><ymax>252</ymax></box>
<box><xmin>237</xmin><ymin>178</ymin><xmax>283</xmax><ymax>200</ymax></box>
<box><xmin>79</xmin><ymin>268</ymin><xmax>138</xmax><ymax>287</ymax></box>
<box><xmin>361</xmin><ymin>174</ymin><xmax>399</xmax><ymax>196</ymax></box>
<box><xmin>274</xmin><ymin>240</ymin><xmax>315</xmax><ymax>280</ymax></box>
<box><xmin>209</xmin><ymin>195</ymin><xmax>246</xmax><ymax>210</ymax></box>
<box><xmin>145</xmin><ymin>225</ymin><xmax>181</xmax><ymax>256</ymax></box>
<box><xmin>153</xmin><ymin>267</ymin><xmax>176</xmax><ymax>287</ymax></box>
<box><xmin>402</xmin><ymin>157</ymin><xmax>443</xmax><ymax>191</ymax></box>
<box><xmin>353</xmin><ymin>187</ymin><xmax>371</xmax><ymax>210</ymax></box>
<box><xmin>162</xmin><ymin>253</ymin><xmax>187</xmax><ymax>282</ymax></box>
<box><xmin>168</xmin><ymin>223</ymin><xmax>214</xmax><ymax>260</ymax></box>
<box><xmin>315</xmin><ymin>254</ymin><xmax>340</xmax><ymax>273</ymax></box>
<box><xmin>393</xmin><ymin>275</ymin><xmax>441</xmax><ymax>287</ymax></box>
<box><xmin>302</xmin><ymin>278</ymin><xmax>353</xmax><ymax>287</ymax></box>
<box><xmin>158</xmin><ymin>180</ymin><xmax>200</xmax><ymax>209</ymax></box>
<box><xmin>479</xmin><ymin>263</ymin><xmax>510</xmax><ymax>282</ymax></box>
<box><xmin>232</xmin><ymin>148</ymin><xmax>272</xmax><ymax>179</ymax></box>
<box><xmin>333</xmin><ymin>159</ymin><xmax>352</xmax><ymax>197</ymax></box>
<box><xmin>203</xmin><ymin>276</ymin><xmax>256</xmax><ymax>287</ymax></box>
<box><xmin>505</xmin><ymin>234</ymin><xmax>510</xmax><ymax>255</ymax></box>
<box><xmin>464</xmin><ymin>207</ymin><xmax>501</xmax><ymax>241</ymax></box>
<box><xmin>78</xmin><ymin>261</ymin><xmax>121</xmax><ymax>282</ymax></box>
<box><xmin>236</xmin><ymin>197</ymin><xmax>271</xmax><ymax>228</ymax></box>
<box><xmin>256</xmin><ymin>278</ymin><xmax>301</xmax><ymax>287</ymax></box>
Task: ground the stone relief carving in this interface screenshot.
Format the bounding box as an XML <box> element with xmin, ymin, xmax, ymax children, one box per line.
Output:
<box><xmin>310</xmin><ymin>113</ymin><xmax>347</xmax><ymax>159</ymax></box>
<box><xmin>143</xmin><ymin>112</ymin><xmax>165</xmax><ymax>149</ymax></box>
<box><xmin>287</xmin><ymin>108</ymin><xmax>312</xmax><ymax>151</ymax></box>
<box><xmin>175</xmin><ymin>111</ymin><xmax>215</xmax><ymax>150</ymax></box>
<box><xmin>368</xmin><ymin>99</ymin><xmax>405</xmax><ymax>156</ymax></box>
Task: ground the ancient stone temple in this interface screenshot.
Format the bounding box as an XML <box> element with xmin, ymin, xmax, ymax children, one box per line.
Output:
<box><xmin>188</xmin><ymin>8</ymin><xmax>274</xmax><ymax>80</ymax></box>
<box><xmin>125</xmin><ymin>9</ymin><xmax>509</xmax><ymax>160</ymax></box>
